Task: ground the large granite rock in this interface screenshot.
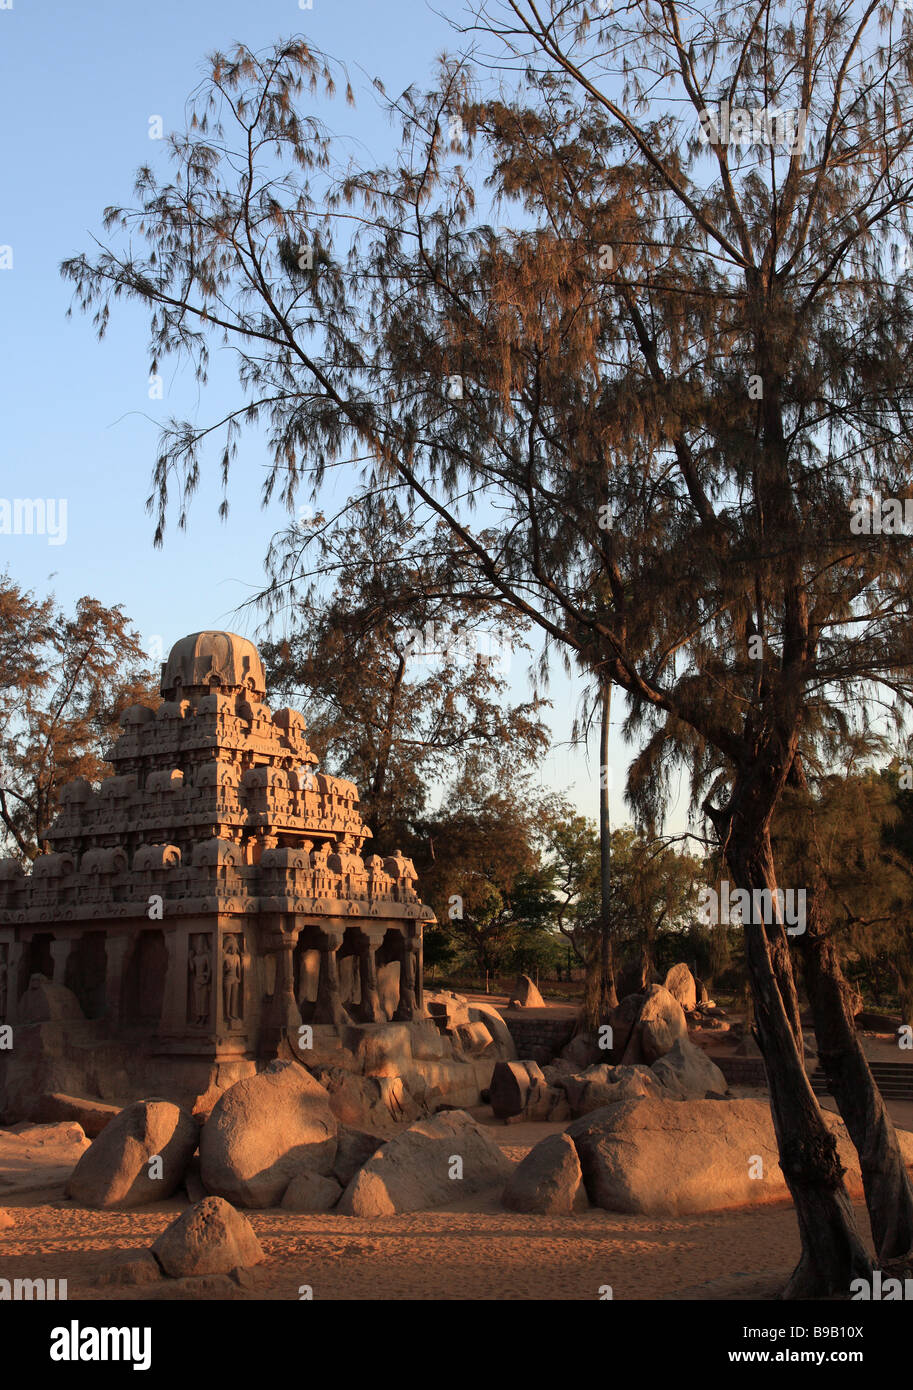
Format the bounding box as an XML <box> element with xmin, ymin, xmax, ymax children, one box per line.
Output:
<box><xmin>200</xmin><ymin>1060</ymin><xmax>337</xmax><ymax>1208</ymax></box>
<box><xmin>338</xmin><ymin>1110</ymin><xmax>513</xmax><ymax>1216</ymax></box>
<box><xmin>66</xmin><ymin>1100</ymin><xmax>197</xmax><ymax>1209</ymax></box>
<box><xmin>663</xmin><ymin>964</ymin><xmax>698</xmax><ymax>1011</ymax></box>
<box><xmin>151</xmin><ymin>1196</ymin><xmax>263</xmax><ymax>1276</ymax></box>
<box><xmin>467</xmin><ymin>1002</ymin><xmax>517</xmax><ymax>1060</ymax></box>
<box><xmin>311</xmin><ymin>1066</ymin><xmax>422</xmax><ymax>1131</ymax></box>
<box><xmin>560</xmin><ymin>1030</ymin><xmax>603</xmax><ymax>1070</ymax></box>
<box><xmin>0</xmin><ymin>1121</ymin><xmax>90</xmax><ymax>1196</ymax></box>
<box><xmin>489</xmin><ymin>1060</ymin><xmax>547</xmax><ymax>1119</ymax></box>
<box><xmin>607</xmin><ymin>994</ymin><xmax>643</xmax><ymax>1061</ymax></box>
<box><xmin>651</xmin><ymin>1038</ymin><xmax>728</xmax><ymax>1099</ymax></box>
<box><xmin>332</xmin><ymin>1126</ymin><xmax>385</xmax><ymax>1187</ymax></box>
<box><xmin>501</xmin><ymin>1132</ymin><xmax>588</xmax><ymax>1214</ymax></box>
<box><xmin>508</xmin><ymin>975</ymin><xmax>545</xmax><ymax>1009</ymax></box>
<box><xmin>425</xmin><ymin>991</ymin><xmax>472</xmax><ymax>1031</ymax></box>
<box><xmin>29</xmin><ymin>1092</ymin><xmax>120</xmax><ymax>1138</ymax></box>
<box><xmin>568</xmin><ymin>1098</ymin><xmax>913</xmax><ymax>1215</ymax></box>
<box><xmin>560</xmin><ymin>1062</ymin><xmax>665</xmax><ymax>1117</ymax></box>
<box><xmin>623</xmin><ymin>985</ymin><xmax>687</xmax><ymax>1064</ymax></box>
<box><xmin>281</xmin><ymin>1169</ymin><xmax>342</xmax><ymax>1212</ymax></box>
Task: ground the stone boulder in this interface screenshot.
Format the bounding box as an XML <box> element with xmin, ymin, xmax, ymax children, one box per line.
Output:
<box><xmin>567</xmin><ymin>1098</ymin><xmax>913</xmax><ymax>1215</ymax></box>
<box><xmin>425</xmin><ymin>991</ymin><xmax>472</xmax><ymax>1032</ymax></box>
<box><xmin>501</xmin><ymin>1132</ymin><xmax>588</xmax><ymax>1214</ymax></box>
<box><xmin>312</xmin><ymin>1066</ymin><xmax>423</xmax><ymax>1131</ymax></box>
<box><xmin>151</xmin><ymin>1196</ymin><xmax>263</xmax><ymax>1277</ymax></box>
<box><xmin>455</xmin><ymin>1020</ymin><xmax>497</xmax><ymax>1056</ymax></box>
<box><xmin>332</xmin><ymin>1126</ymin><xmax>385</xmax><ymax>1188</ymax></box>
<box><xmin>0</xmin><ymin>1122</ymin><xmax>90</xmax><ymax>1196</ymax></box>
<box><xmin>467</xmin><ymin>1002</ymin><xmax>517</xmax><ymax>1060</ymax></box>
<box><xmin>93</xmin><ymin>1252</ymin><xmax>163</xmax><ymax>1288</ymax></box>
<box><xmin>650</xmin><ymin>1038</ymin><xmax>728</xmax><ymax>1099</ymax></box>
<box><xmin>489</xmin><ymin>1060</ymin><xmax>547</xmax><ymax>1119</ymax></box>
<box><xmin>559</xmin><ymin>1063</ymin><xmax>665</xmax><ymax>1118</ymax></box>
<box><xmin>623</xmin><ymin>985</ymin><xmax>687</xmax><ymax>1064</ymax></box>
<box><xmin>29</xmin><ymin>1092</ymin><xmax>120</xmax><ymax>1138</ymax></box>
<box><xmin>607</xmin><ymin>994</ymin><xmax>644</xmax><ymax>1061</ymax></box>
<box><xmin>66</xmin><ymin>1100</ymin><xmax>197</xmax><ymax>1209</ymax></box>
<box><xmin>338</xmin><ymin>1110</ymin><xmax>513</xmax><ymax>1216</ymax></box>
<box><xmin>560</xmin><ymin>1030</ymin><xmax>603</xmax><ymax>1070</ymax></box>
<box><xmin>568</xmin><ymin>1098</ymin><xmax>777</xmax><ymax>1214</ymax></box>
<box><xmin>18</xmin><ymin>975</ymin><xmax>84</xmax><ymax>1023</ymax></box>
<box><xmin>663</xmin><ymin>963</ymin><xmax>698</xmax><ymax>1011</ymax></box>
<box><xmin>281</xmin><ymin>1170</ymin><xmax>342</xmax><ymax>1212</ymax></box>
<box><xmin>508</xmin><ymin>975</ymin><xmax>545</xmax><ymax>1009</ymax></box>
<box><xmin>200</xmin><ymin>1060</ymin><xmax>336</xmax><ymax>1208</ymax></box>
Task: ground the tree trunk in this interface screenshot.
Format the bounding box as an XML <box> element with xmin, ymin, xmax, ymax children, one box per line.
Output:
<box><xmin>719</xmin><ymin>790</ymin><xmax>871</xmax><ymax>1297</ymax></box>
<box><xmin>801</xmin><ymin>926</ymin><xmax>913</xmax><ymax>1261</ymax></box>
<box><xmin>598</xmin><ymin>681</ymin><xmax>617</xmax><ymax>1013</ymax></box>
<box><xmin>786</xmin><ymin>756</ymin><xmax>913</xmax><ymax>1262</ymax></box>
<box><xmin>584</xmin><ymin>680</ymin><xmax>618</xmax><ymax>1028</ymax></box>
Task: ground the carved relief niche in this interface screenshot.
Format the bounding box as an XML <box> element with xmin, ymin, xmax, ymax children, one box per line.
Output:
<box><xmin>187</xmin><ymin>932</ymin><xmax>213</xmax><ymax>1027</ymax></box>
<box><xmin>221</xmin><ymin>933</ymin><xmax>243</xmax><ymax>1027</ymax></box>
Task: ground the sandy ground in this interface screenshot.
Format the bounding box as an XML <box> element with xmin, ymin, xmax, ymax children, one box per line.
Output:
<box><xmin>2</xmin><ymin>1102</ymin><xmax>904</xmax><ymax>1303</ymax></box>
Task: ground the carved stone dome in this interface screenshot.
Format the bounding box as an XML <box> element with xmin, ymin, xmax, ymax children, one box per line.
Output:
<box><xmin>160</xmin><ymin>631</ymin><xmax>267</xmax><ymax>700</ymax></box>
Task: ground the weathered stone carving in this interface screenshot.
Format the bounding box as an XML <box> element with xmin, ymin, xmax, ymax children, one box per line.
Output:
<box><xmin>188</xmin><ymin>935</ymin><xmax>212</xmax><ymax>1026</ymax></box>
<box><xmin>222</xmin><ymin>937</ymin><xmax>242</xmax><ymax>1026</ymax></box>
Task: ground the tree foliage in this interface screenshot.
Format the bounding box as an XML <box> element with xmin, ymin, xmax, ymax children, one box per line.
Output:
<box><xmin>0</xmin><ymin>576</ymin><xmax>156</xmax><ymax>859</ymax></box>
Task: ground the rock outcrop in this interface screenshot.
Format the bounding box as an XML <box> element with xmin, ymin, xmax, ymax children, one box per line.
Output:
<box><xmin>29</xmin><ymin>1092</ymin><xmax>120</xmax><ymax>1138</ymax></box>
<box><xmin>151</xmin><ymin>1196</ymin><xmax>263</xmax><ymax>1276</ymax></box>
<box><xmin>0</xmin><ymin>1121</ymin><xmax>90</xmax><ymax>1195</ymax></box>
<box><xmin>649</xmin><ymin>1038</ymin><xmax>728</xmax><ymax>1099</ymax></box>
<box><xmin>567</xmin><ymin>1098</ymin><xmax>913</xmax><ymax>1215</ymax></box>
<box><xmin>501</xmin><ymin>1132</ymin><xmax>588</xmax><ymax>1214</ymax></box>
<box><xmin>66</xmin><ymin>1100</ymin><xmax>197</xmax><ymax>1209</ymax></box>
<box><xmin>508</xmin><ymin>975</ymin><xmax>545</xmax><ymax>1009</ymax></box>
<box><xmin>281</xmin><ymin>1169</ymin><xmax>342</xmax><ymax>1211</ymax></box>
<box><xmin>622</xmin><ymin>985</ymin><xmax>688</xmax><ymax>1064</ymax></box>
<box><xmin>199</xmin><ymin>1060</ymin><xmax>336</xmax><ymax>1208</ymax></box>
<box><xmin>663</xmin><ymin>963</ymin><xmax>698</xmax><ymax>1011</ymax></box>
<box><xmin>338</xmin><ymin>1110</ymin><xmax>513</xmax><ymax>1216</ymax></box>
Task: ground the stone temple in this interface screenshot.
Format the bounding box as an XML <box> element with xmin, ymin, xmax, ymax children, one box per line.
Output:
<box><xmin>0</xmin><ymin>632</ymin><xmax>508</xmax><ymax>1120</ymax></box>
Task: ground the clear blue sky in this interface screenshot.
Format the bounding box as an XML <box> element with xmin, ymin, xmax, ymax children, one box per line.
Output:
<box><xmin>0</xmin><ymin>0</ymin><xmax>688</xmax><ymax>831</ymax></box>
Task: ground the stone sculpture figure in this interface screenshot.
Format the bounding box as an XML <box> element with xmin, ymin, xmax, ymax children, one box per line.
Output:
<box><xmin>222</xmin><ymin>936</ymin><xmax>242</xmax><ymax>1025</ymax></box>
<box><xmin>188</xmin><ymin>935</ymin><xmax>211</xmax><ymax>1026</ymax></box>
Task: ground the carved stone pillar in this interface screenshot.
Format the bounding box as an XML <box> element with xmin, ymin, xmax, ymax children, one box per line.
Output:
<box><xmin>414</xmin><ymin>934</ymin><xmax>425</xmax><ymax>1015</ymax></box>
<box><xmin>357</xmin><ymin>935</ymin><xmax>385</xmax><ymax>1023</ymax></box>
<box><xmin>103</xmin><ymin>934</ymin><xmax>132</xmax><ymax>1028</ymax></box>
<box><xmin>159</xmin><ymin>927</ymin><xmax>191</xmax><ymax>1038</ymax></box>
<box><xmin>5</xmin><ymin>941</ymin><xmax>24</xmax><ymax>1024</ymax></box>
<box><xmin>49</xmin><ymin>938</ymin><xmax>72</xmax><ymax>987</ymax></box>
<box><xmin>393</xmin><ymin>936</ymin><xmax>417</xmax><ymax>1022</ymax></box>
<box><xmin>257</xmin><ymin>916</ymin><xmax>301</xmax><ymax>1055</ymax></box>
<box><xmin>313</xmin><ymin>928</ymin><xmax>346</xmax><ymax>1025</ymax></box>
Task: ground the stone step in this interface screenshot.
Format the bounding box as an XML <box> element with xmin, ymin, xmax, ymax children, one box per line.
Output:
<box><xmin>810</xmin><ymin>1062</ymin><xmax>913</xmax><ymax>1101</ymax></box>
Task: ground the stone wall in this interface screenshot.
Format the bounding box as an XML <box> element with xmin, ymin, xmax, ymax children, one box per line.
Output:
<box><xmin>505</xmin><ymin>1016</ymin><xmax>576</xmax><ymax>1058</ymax></box>
<box><xmin>713</xmin><ymin>1056</ymin><xmax>768</xmax><ymax>1088</ymax></box>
